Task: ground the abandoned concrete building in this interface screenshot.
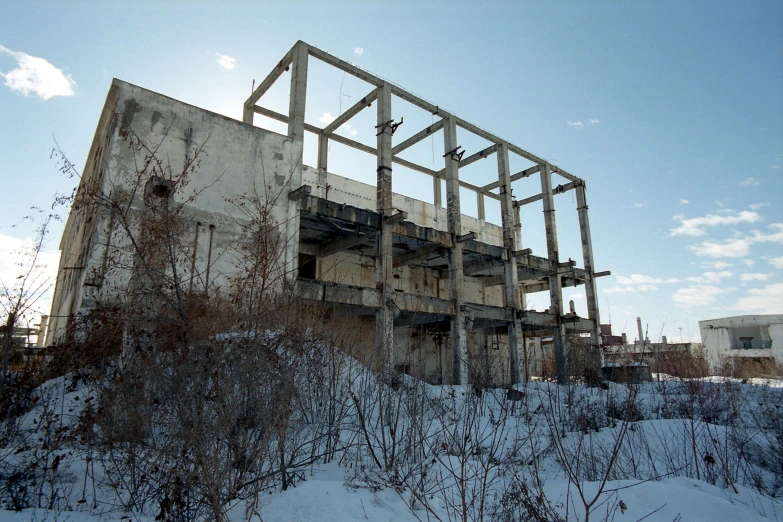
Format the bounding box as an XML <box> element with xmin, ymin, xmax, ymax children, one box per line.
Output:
<box><xmin>700</xmin><ymin>315</ymin><xmax>783</xmax><ymax>377</ymax></box>
<box><xmin>46</xmin><ymin>41</ymin><xmax>609</xmax><ymax>385</ymax></box>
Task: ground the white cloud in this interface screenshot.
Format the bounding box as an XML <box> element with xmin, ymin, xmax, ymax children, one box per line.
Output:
<box><xmin>624</xmin><ymin>202</ymin><xmax>646</xmax><ymax>209</ymax></box>
<box><xmin>731</xmin><ymin>283</ymin><xmax>783</xmax><ymax>314</ymax></box>
<box><xmin>353</xmin><ymin>47</ymin><xmax>364</xmax><ymax>57</ymax></box>
<box><xmin>616</xmin><ymin>274</ymin><xmax>679</xmax><ymax>285</ymax></box>
<box><xmin>215</xmin><ymin>53</ymin><xmax>236</xmax><ymax>70</ymax></box>
<box><xmin>680</xmin><ymin>199</ymin><xmax>689</xmax><ymax>205</ymax></box>
<box><xmin>0</xmin><ymin>45</ymin><xmax>75</xmax><ymax>100</ymax></box>
<box><xmin>686</xmin><ymin>271</ymin><xmax>733</xmax><ymax>284</ymax></box>
<box><xmin>605</xmin><ymin>273</ymin><xmax>678</xmax><ymax>294</ymax></box>
<box><xmin>670</xmin><ymin>210</ymin><xmax>761</xmax><ymax>237</ymax></box>
<box><xmin>688</xmin><ymin>238</ymin><xmax>751</xmax><ymax>258</ymax></box>
<box><xmin>770</xmin><ymin>165</ymin><xmax>780</xmax><ymax>170</ymax></box>
<box><xmin>748</xmin><ymin>223</ymin><xmax>783</xmax><ymax>245</ymax></box>
<box><xmin>740</xmin><ymin>177</ymin><xmax>760</xmax><ymax>187</ymax></box>
<box><xmin>673</xmin><ymin>285</ymin><xmax>727</xmax><ymax>307</ymax></box>
<box><xmin>318</xmin><ymin>112</ymin><xmax>358</xmax><ymax>137</ymax></box>
<box><xmin>700</xmin><ymin>261</ymin><xmax>733</xmax><ymax>269</ymax></box>
<box><xmin>750</xmin><ymin>203</ymin><xmax>769</xmax><ymax>210</ymax></box>
<box><xmin>743</xmin><ymin>259</ymin><xmax>755</xmax><ymax>267</ymax></box>
<box><xmin>567</xmin><ymin>118</ymin><xmax>600</xmax><ymax>129</ymax></box>
<box><xmin>740</xmin><ymin>273</ymin><xmax>770</xmax><ymax>282</ymax></box>
<box><xmin>770</xmin><ymin>256</ymin><xmax>783</xmax><ymax>269</ymax></box>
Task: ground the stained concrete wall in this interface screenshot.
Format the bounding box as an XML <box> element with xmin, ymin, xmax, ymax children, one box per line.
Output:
<box><xmin>699</xmin><ymin>315</ymin><xmax>783</xmax><ymax>374</ymax></box>
<box><xmin>48</xmin><ymin>79</ymin><xmax>297</xmax><ymax>344</ymax></box>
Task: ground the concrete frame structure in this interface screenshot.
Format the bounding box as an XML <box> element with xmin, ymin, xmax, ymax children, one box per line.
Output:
<box><xmin>47</xmin><ymin>41</ymin><xmax>609</xmax><ymax>385</ymax></box>
<box><xmin>241</xmin><ymin>41</ymin><xmax>607</xmax><ymax>384</ymax></box>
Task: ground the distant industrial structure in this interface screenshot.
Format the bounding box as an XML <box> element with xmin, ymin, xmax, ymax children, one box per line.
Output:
<box><xmin>46</xmin><ymin>41</ymin><xmax>610</xmax><ymax>385</ymax></box>
<box><xmin>700</xmin><ymin>315</ymin><xmax>783</xmax><ymax>377</ymax></box>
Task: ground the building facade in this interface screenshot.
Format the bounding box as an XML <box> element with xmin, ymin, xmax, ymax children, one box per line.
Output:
<box><xmin>46</xmin><ymin>41</ymin><xmax>608</xmax><ymax>385</ymax></box>
<box><xmin>700</xmin><ymin>315</ymin><xmax>783</xmax><ymax>377</ymax></box>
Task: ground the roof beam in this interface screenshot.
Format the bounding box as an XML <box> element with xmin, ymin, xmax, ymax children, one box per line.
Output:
<box><xmin>323</xmin><ymin>88</ymin><xmax>379</xmax><ymax>135</ymax></box>
<box><xmin>513</xmin><ymin>180</ymin><xmax>581</xmax><ymax>208</ymax></box>
<box><xmin>391</xmin><ymin>119</ymin><xmax>445</xmax><ymax>155</ymax></box>
<box><xmin>482</xmin><ymin>164</ymin><xmax>541</xmax><ymax>192</ymax></box>
<box><xmin>307</xmin><ymin>44</ymin><xmax>383</xmax><ymax>87</ymax></box>
<box><xmin>245</xmin><ymin>45</ymin><xmax>295</xmax><ymax>109</ymax></box>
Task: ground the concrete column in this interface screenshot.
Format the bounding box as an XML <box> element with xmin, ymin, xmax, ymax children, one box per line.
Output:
<box><xmin>497</xmin><ymin>143</ymin><xmax>524</xmax><ymax>384</ymax></box>
<box><xmin>281</xmin><ymin>42</ymin><xmax>308</xmax><ymax>285</ymax></box>
<box><xmin>540</xmin><ymin>163</ymin><xmax>567</xmax><ymax>383</ymax></box>
<box><xmin>375</xmin><ymin>83</ymin><xmax>395</xmax><ymax>379</ymax></box>
<box><xmin>317</xmin><ymin>134</ymin><xmax>328</xmax><ymax>199</ymax></box>
<box><xmin>443</xmin><ymin>117</ymin><xmax>468</xmax><ymax>384</ymax></box>
<box><xmin>576</xmin><ymin>183</ymin><xmax>603</xmax><ymax>365</ymax></box>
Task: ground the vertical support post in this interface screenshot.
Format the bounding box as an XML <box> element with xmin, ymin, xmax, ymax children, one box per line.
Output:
<box><xmin>375</xmin><ymin>83</ymin><xmax>394</xmax><ymax>379</ymax></box>
<box><xmin>443</xmin><ymin>117</ymin><xmax>468</xmax><ymax>384</ymax></box>
<box><xmin>576</xmin><ymin>183</ymin><xmax>603</xmax><ymax>367</ymax></box>
<box><xmin>317</xmin><ymin>134</ymin><xmax>328</xmax><ymax>199</ymax></box>
<box><xmin>477</xmin><ymin>192</ymin><xmax>486</xmax><ymax>221</ymax></box>
<box><xmin>282</xmin><ymin>41</ymin><xmax>308</xmax><ymax>285</ymax></box>
<box><xmin>497</xmin><ymin>144</ymin><xmax>523</xmax><ymax>385</ymax></box>
<box><xmin>242</xmin><ymin>104</ymin><xmax>254</xmax><ymax>125</ymax></box>
<box><xmin>540</xmin><ymin>163</ymin><xmax>567</xmax><ymax>383</ymax></box>
<box><xmin>433</xmin><ymin>175</ymin><xmax>442</xmax><ymax>223</ymax></box>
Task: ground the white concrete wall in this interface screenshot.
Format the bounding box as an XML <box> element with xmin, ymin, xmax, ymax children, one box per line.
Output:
<box><xmin>700</xmin><ymin>315</ymin><xmax>783</xmax><ymax>371</ymax></box>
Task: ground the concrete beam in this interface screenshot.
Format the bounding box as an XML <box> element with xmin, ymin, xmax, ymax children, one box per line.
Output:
<box><xmin>244</xmin><ymin>45</ymin><xmax>295</xmax><ymax>123</ymax></box>
<box><xmin>392</xmin><ymin>120</ymin><xmax>445</xmax><ymax>155</ymax></box>
<box><xmin>481</xmin><ymin>164</ymin><xmax>541</xmax><ymax>192</ymax></box>
<box><xmin>498</xmin><ymin>143</ymin><xmax>523</xmax><ymax>384</ymax></box>
<box><xmin>444</xmin><ymin>116</ymin><xmax>468</xmax><ymax>385</ymax></box>
<box><xmin>375</xmin><ymin>82</ymin><xmax>395</xmax><ymax>380</ymax></box>
<box><xmin>323</xmin><ymin>88</ymin><xmax>379</xmax><ymax>135</ymax></box>
<box><xmin>393</xmin><ymin>244</ymin><xmax>447</xmax><ymax>268</ymax></box>
<box><xmin>540</xmin><ymin>163</ymin><xmax>567</xmax><ymax>383</ymax></box>
<box><xmin>576</xmin><ymin>183</ymin><xmax>602</xmax><ymax>362</ymax></box>
<box><xmin>514</xmin><ymin>180</ymin><xmax>581</xmax><ymax>208</ymax></box>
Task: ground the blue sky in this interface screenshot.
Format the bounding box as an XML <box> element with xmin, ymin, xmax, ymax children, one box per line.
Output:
<box><xmin>1</xmin><ymin>1</ymin><xmax>781</xmax><ymax>340</ymax></box>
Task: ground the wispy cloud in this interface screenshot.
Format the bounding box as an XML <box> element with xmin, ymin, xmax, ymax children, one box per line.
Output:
<box><xmin>670</xmin><ymin>210</ymin><xmax>761</xmax><ymax>236</ymax></box>
<box><xmin>0</xmin><ymin>45</ymin><xmax>75</xmax><ymax>99</ymax></box>
<box><xmin>688</xmin><ymin>238</ymin><xmax>751</xmax><ymax>258</ymax></box>
<box><xmin>770</xmin><ymin>256</ymin><xmax>783</xmax><ymax>269</ymax></box>
<box><xmin>604</xmin><ymin>274</ymin><xmax>678</xmax><ymax>294</ymax></box>
<box><xmin>731</xmin><ymin>283</ymin><xmax>783</xmax><ymax>313</ymax></box>
<box><xmin>673</xmin><ymin>285</ymin><xmax>728</xmax><ymax>307</ymax></box>
<box><xmin>353</xmin><ymin>47</ymin><xmax>364</xmax><ymax>57</ymax></box>
<box><xmin>770</xmin><ymin>165</ymin><xmax>780</xmax><ymax>170</ymax></box>
<box><xmin>686</xmin><ymin>271</ymin><xmax>733</xmax><ymax>284</ymax></box>
<box><xmin>680</xmin><ymin>199</ymin><xmax>689</xmax><ymax>205</ymax></box>
<box><xmin>750</xmin><ymin>203</ymin><xmax>769</xmax><ymax>211</ymax></box>
<box><xmin>748</xmin><ymin>223</ymin><xmax>783</xmax><ymax>244</ymax></box>
<box><xmin>624</xmin><ymin>202</ymin><xmax>647</xmax><ymax>209</ymax></box>
<box><xmin>700</xmin><ymin>261</ymin><xmax>733</xmax><ymax>269</ymax></box>
<box><xmin>318</xmin><ymin>112</ymin><xmax>358</xmax><ymax>137</ymax></box>
<box><xmin>567</xmin><ymin>118</ymin><xmax>600</xmax><ymax>129</ymax></box>
<box><xmin>215</xmin><ymin>53</ymin><xmax>236</xmax><ymax>70</ymax></box>
<box><xmin>743</xmin><ymin>259</ymin><xmax>755</xmax><ymax>267</ymax></box>
<box><xmin>740</xmin><ymin>273</ymin><xmax>770</xmax><ymax>282</ymax></box>
<box><xmin>740</xmin><ymin>177</ymin><xmax>760</xmax><ymax>187</ymax></box>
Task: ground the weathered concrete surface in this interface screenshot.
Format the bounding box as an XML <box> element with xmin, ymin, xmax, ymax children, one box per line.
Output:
<box><xmin>699</xmin><ymin>315</ymin><xmax>783</xmax><ymax>374</ymax></box>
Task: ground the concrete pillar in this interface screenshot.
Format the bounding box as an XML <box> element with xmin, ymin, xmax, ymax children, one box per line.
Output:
<box><xmin>540</xmin><ymin>163</ymin><xmax>567</xmax><ymax>383</ymax></box>
<box><xmin>375</xmin><ymin>83</ymin><xmax>395</xmax><ymax>379</ymax></box>
<box><xmin>443</xmin><ymin>117</ymin><xmax>468</xmax><ymax>384</ymax></box>
<box><xmin>282</xmin><ymin>42</ymin><xmax>308</xmax><ymax>284</ymax></box>
<box><xmin>317</xmin><ymin>134</ymin><xmax>328</xmax><ymax>199</ymax></box>
<box><xmin>575</xmin><ymin>184</ymin><xmax>603</xmax><ymax>365</ymax></box>
<box><xmin>497</xmin><ymin>144</ymin><xmax>524</xmax><ymax>384</ymax></box>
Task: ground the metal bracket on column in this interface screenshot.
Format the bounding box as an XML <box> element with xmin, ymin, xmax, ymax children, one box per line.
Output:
<box><xmin>375</xmin><ymin>117</ymin><xmax>404</xmax><ymax>136</ymax></box>
<box><xmin>443</xmin><ymin>146</ymin><xmax>465</xmax><ymax>162</ymax></box>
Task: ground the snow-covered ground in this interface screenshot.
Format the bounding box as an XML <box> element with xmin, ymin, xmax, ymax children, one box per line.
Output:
<box><xmin>1</xmin><ymin>366</ymin><xmax>781</xmax><ymax>521</ymax></box>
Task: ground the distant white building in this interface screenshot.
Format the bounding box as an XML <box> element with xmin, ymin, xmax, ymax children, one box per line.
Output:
<box><xmin>699</xmin><ymin>315</ymin><xmax>783</xmax><ymax>376</ymax></box>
